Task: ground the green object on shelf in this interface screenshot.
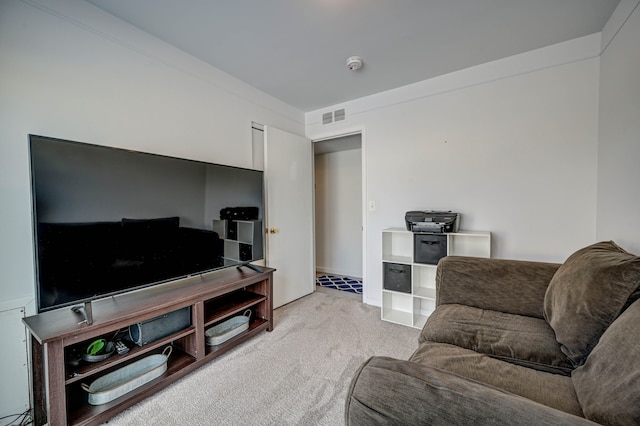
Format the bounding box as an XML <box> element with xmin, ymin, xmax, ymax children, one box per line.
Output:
<box><xmin>86</xmin><ymin>339</ymin><xmax>106</xmax><ymax>355</ymax></box>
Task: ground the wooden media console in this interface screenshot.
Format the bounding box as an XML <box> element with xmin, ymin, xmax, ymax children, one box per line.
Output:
<box><xmin>23</xmin><ymin>266</ymin><xmax>274</xmax><ymax>425</ymax></box>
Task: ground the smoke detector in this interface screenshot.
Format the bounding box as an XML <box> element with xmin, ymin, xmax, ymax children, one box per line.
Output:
<box><xmin>346</xmin><ymin>56</ymin><xmax>363</xmax><ymax>71</ymax></box>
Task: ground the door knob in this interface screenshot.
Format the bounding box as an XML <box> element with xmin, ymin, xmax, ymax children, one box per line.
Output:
<box><xmin>269</xmin><ymin>228</ymin><xmax>279</xmax><ymax>234</ymax></box>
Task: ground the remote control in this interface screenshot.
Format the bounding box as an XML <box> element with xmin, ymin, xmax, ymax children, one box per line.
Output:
<box><xmin>114</xmin><ymin>340</ymin><xmax>129</xmax><ymax>355</ymax></box>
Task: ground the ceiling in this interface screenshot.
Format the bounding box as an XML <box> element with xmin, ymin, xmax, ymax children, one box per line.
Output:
<box><xmin>86</xmin><ymin>0</ymin><xmax>620</xmax><ymax>112</ymax></box>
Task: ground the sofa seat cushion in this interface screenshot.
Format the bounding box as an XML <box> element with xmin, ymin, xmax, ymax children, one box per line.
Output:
<box><xmin>410</xmin><ymin>341</ymin><xmax>584</xmax><ymax>417</ymax></box>
<box><xmin>544</xmin><ymin>241</ymin><xmax>640</xmax><ymax>366</ymax></box>
<box><xmin>421</xmin><ymin>304</ymin><xmax>573</xmax><ymax>374</ymax></box>
<box><xmin>572</xmin><ymin>298</ymin><xmax>640</xmax><ymax>425</ymax></box>
<box><xmin>346</xmin><ymin>356</ymin><xmax>594</xmax><ymax>426</ymax></box>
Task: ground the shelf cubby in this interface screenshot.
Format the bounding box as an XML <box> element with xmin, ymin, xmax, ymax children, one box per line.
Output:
<box><xmin>381</xmin><ymin>290</ymin><xmax>413</xmax><ymax>327</ymax></box>
<box><xmin>213</xmin><ymin>219</ymin><xmax>263</xmax><ymax>263</ymax></box>
<box><xmin>203</xmin><ymin>290</ymin><xmax>266</xmax><ymax>327</ymax></box>
<box><xmin>64</xmin><ymin>326</ymin><xmax>196</xmax><ymax>385</ymax></box>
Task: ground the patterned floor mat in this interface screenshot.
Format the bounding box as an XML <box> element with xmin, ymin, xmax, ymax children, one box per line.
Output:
<box><xmin>316</xmin><ymin>274</ymin><xmax>363</xmax><ymax>294</ymax></box>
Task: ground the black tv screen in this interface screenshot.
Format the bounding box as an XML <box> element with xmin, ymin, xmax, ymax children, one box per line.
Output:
<box><xmin>29</xmin><ymin>134</ymin><xmax>264</xmax><ymax>312</ymax></box>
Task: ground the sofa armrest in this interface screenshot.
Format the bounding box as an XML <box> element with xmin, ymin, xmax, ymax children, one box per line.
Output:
<box><xmin>436</xmin><ymin>256</ymin><xmax>561</xmax><ymax>318</ymax></box>
<box><xmin>346</xmin><ymin>357</ymin><xmax>594</xmax><ymax>426</ymax></box>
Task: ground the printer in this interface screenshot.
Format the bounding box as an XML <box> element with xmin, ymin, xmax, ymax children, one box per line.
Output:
<box><xmin>405</xmin><ymin>211</ymin><xmax>460</xmax><ymax>233</ymax></box>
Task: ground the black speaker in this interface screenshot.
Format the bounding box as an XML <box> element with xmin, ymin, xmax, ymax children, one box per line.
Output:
<box><xmin>128</xmin><ymin>307</ymin><xmax>191</xmax><ymax>346</ymax></box>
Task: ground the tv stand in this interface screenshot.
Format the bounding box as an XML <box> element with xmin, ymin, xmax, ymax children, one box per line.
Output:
<box><xmin>23</xmin><ymin>266</ymin><xmax>274</xmax><ymax>426</ymax></box>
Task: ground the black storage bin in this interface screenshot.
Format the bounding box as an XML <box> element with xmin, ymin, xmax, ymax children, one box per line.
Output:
<box><xmin>383</xmin><ymin>262</ymin><xmax>411</xmax><ymax>293</ymax></box>
<box><xmin>226</xmin><ymin>220</ymin><xmax>238</xmax><ymax>240</ymax></box>
<box><xmin>414</xmin><ymin>234</ymin><xmax>448</xmax><ymax>265</ymax></box>
<box><xmin>239</xmin><ymin>243</ymin><xmax>253</xmax><ymax>261</ymax></box>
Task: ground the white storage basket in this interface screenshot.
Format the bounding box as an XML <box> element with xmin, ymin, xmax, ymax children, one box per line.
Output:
<box><xmin>205</xmin><ymin>310</ymin><xmax>251</xmax><ymax>346</ymax></box>
<box><xmin>82</xmin><ymin>346</ymin><xmax>172</xmax><ymax>405</ymax></box>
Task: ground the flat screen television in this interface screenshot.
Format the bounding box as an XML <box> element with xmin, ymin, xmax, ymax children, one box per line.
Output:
<box><xmin>29</xmin><ymin>134</ymin><xmax>264</xmax><ymax>313</ymax></box>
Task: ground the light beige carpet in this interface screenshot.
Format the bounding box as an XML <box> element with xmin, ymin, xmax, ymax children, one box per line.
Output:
<box><xmin>105</xmin><ymin>290</ymin><xmax>419</xmax><ymax>425</ymax></box>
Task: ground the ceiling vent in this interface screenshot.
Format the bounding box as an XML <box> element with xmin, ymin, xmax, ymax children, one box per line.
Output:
<box><xmin>322</xmin><ymin>109</ymin><xmax>346</xmax><ymax>125</ymax></box>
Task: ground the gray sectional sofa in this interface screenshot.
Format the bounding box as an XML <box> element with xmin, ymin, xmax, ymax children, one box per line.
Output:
<box><xmin>346</xmin><ymin>241</ymin><xmax>640</xmax><ymax>425</ymax></box>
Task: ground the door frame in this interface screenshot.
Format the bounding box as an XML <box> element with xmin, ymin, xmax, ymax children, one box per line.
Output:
<box><xmin>312</xmin><ymin>126</ymin><xmax>367</xmax><ymax>301</ymax></box>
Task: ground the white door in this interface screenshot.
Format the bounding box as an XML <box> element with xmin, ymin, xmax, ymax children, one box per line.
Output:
<box><xmin>264</xmin><ymin>126</ymin><xmax>314</xmax><ymax>308</ymax></box>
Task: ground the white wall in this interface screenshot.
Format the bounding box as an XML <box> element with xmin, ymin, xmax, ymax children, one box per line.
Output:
<box><xmin>596</xmin><ymin>2</ymin><xmax>640</xmax><ymax>254</ymax></box>
<box><xmin>307</xmin><ymin>37</ymin><xmax>602</xmax><ymax>306</ymax></box>
<box><xmin>0</xmin><ymin>0</ymin><xmax>303</xmax><ymax>420</ymax></box>
<box><xmin>315</xmin><ymin>148</ymin><xmax>362</xmax><ymax>278</ymax></box>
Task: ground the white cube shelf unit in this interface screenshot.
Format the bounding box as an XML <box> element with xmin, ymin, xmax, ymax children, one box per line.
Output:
<box><xmin>382</xmin><ymin>228</ymin><xmax>491</xmax><ymax>329</ymax></box>
<box><xmin>213</xmin><ymin>219</ymin><xmax>263</xmax><ymax>264</ymax></box>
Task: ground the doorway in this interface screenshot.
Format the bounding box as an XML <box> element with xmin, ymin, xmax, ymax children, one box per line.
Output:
<box><xmin>313</xmin><ymin>133</ymin><xmax>363</xmax><ymax>300</ymax></box>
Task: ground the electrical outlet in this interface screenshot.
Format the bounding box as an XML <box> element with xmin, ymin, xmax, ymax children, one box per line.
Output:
<box><xmin>368</xmin><ymin>200</ymin><xmax>376</xmax><ymax>212</ymax></box>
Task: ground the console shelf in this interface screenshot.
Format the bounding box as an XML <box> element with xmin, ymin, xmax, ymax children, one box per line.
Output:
<box><xmin>381</xmin><ymin>228</ymin><xmax>490</xmax><ymax>328</ymax></box>
<box><xmin>64</xmin><ymin>326</ymin><xmax>196</xmax><ymax>385</ymax></box>
<box><xmin>203</xmin><ymin>291</ymin><xmax>267</xmax><ymax>326</ymax></box>
<box><xmin>23</xmin><ymin>266</ymin><xmax>274</xmax><ymax>426</ymax></box>
<box><xmin>65</xmin><ymin>346</ymin><xmax>196</xmax><ymax>426</ymax></box>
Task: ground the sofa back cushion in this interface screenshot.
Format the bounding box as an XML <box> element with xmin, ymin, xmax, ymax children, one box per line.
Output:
<box><xmin>572</xmin><ymin>298</ymin><xmax>640</xmax><ymax>425</ymax></box>
<box><xmin>410</xmin><ymin>341</ymin><xmax>583</xmax><ymax>416</ymax></box>
<box><xmin>543</xmin><ymin>241</ymin><xmax>640</xmax><ymax>366</ymax></box>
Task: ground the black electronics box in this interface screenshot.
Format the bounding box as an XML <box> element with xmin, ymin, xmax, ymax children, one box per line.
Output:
<box><xmin>220</xmin><ymin>207</ymin><xmax>259</xmax><ymax>221</ymax></box>
<box><xmin>128</xmin><ymin>307</ymin><xmax>191</xmax><ymax>347</ymax></box>
<box><xmin>414</xmin><ymin>234</ymin><xmax>448</xmax><ymax>265</ymax></box>
<box><xmin>383</xmin><ymin>263</ymin><xmax>411</xmax><ymax>293</ymax></box>
<box><xmin>405</xmin><ymin>211</ymin><xmax>460</xmax><ymax>233</ymax></box>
